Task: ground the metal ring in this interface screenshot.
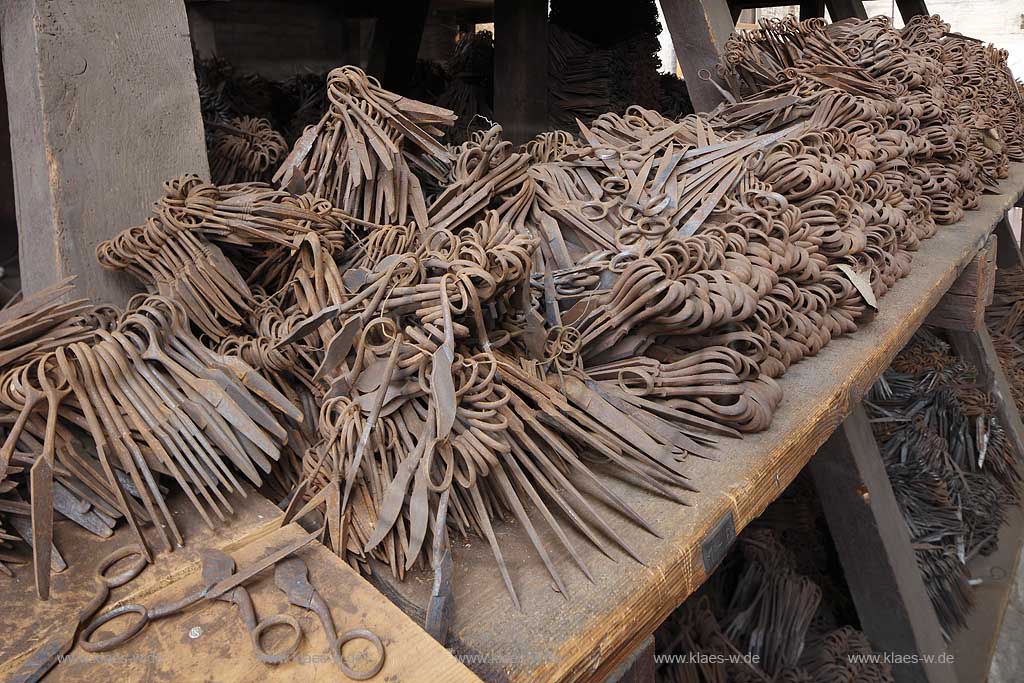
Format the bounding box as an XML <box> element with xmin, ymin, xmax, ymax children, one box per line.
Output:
<box><xmin>601</xmin><ymin>176</ymin><xmax>629</xmax><ymax>195</ymax></box>
<box><xmin>96</xmin><ymin>544</ymin><xmax>149</xmax><ymax>588</ymax></box>
<box><xmin>336</xmin><ymin>628</ymin><xmax>386</xmax><ymax>680</ymax></box>
<box><xmin>80</xmin><ymin>604</ymin><xmax>149</xmax><ymax>652</ymax></box>
<box><xmin>579</xmin><ymin>202</ymin><xmax>609</xmax><ymax>221</ymax></box>
<box><xmin>251</xmin><ymin>614</ymin><xmax>303</xmax><ymax>664</ymax></box>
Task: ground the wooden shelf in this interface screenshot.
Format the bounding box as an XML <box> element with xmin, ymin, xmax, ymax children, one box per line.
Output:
<box><xmin>367</xmin><ymin>163</ymin><xmax>1024</xmax><ymax>683</ymax></box>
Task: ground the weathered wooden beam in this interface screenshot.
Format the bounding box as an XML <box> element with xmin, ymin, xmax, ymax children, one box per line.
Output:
<box><xmin>367</xmin><ymin>0</ymin><xmax>430</xmax><ymax>93</ymax></box>
<box><xmin>661</xmin><ymin>0</ymin><xmax>735</xmax><ymax>113</ymax></box>
<box><xmin>926</xmin><ymin>235</ymin><xmax>996</xmax><ymax>331</ymax></box>
<box><xmin>809</xmin><ymin>405</ymin><xmax>956</xmax><ymax>683</ymax></box>
<box><xmin>801</xmin><ymin>0</ymin><xmax>827</xmax><ymax>20</ymax></box>
<box><xmin>825</xmin><ymin>0</ymin><xmax>868</xmax><ymax>20</ymax></box>
<box><xmin>1</xmin><ymin>0</ymin><xmax>209</xmax><ymax>304</ymax></box>
<box><xmin>494</xmin><ymin>0</ymin><xmax>548</xmax><ymax>144</ymax></box>
<box><xmin>895</xmin><ymin>0</ymin><xmax>930</xmax><ymax>21</ymax></box>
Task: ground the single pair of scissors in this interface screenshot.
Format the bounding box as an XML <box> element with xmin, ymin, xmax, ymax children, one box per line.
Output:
<box><xmin>275</xmin><ymin>556</ymin><xmax>385</xmax><ymax>680</ymax></box>
<box><xmin>78</xmin><ymin>532</ymin><xmax>315</xmax><ymax>657</ymax></box>
<box><xmin>11</xmin><ymin>544</ymin><xmax>147</xmax><ymax>683</ymax></box>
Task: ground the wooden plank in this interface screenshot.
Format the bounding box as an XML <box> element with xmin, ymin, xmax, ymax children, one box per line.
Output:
<box><xmin>367</xmin><ymin>164</ymin><xmax>1024</xmax><ymax>683</ymax></box>
<box><xmin>661</xmin><ymin>0</ymin><xmax>735</xmax><ymax>113</ymax></box>
<box><xmin>493</xmin><ymin>0</ymin><xmax>548</xmax><ymax>144</ymax></box>
<box><xmin>1</xmin><ymin>0</ymin><xmax>210</xmax><ymax>304</ymax></box>
<box><xmin>950</xmin><ymin>506</ymin><xmax>1024</xmax><ymax>683</ymax></box>
<box><xmin>826</xmin><ymin>0</ymin><xmax>869</xmax><ymax>20</ymax></box>
<box><xmin>809</xmin><ymin>405</ymin><xmax>954</xmax><ymax>683</ymax></box>
<box><xmin>895</xmin><ymin>0</ymin><xmax>930</xmax><ymax>21</ymax></box>
<box><xmin>0</xmin><ymin>489</ymin><xmax>481</xmax><ymax>683</ymax></box>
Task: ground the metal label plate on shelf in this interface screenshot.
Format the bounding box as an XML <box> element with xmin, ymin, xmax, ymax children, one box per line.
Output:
<box><xmin>701</xmin><ymin>510</ymin><xmax>736</xmax><ymax>574</ymax></box>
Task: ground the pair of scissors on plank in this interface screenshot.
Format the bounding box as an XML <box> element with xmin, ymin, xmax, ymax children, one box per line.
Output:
<box><xmin>80</xmin><ymin>527</ymin><xmax>317</xmax><ymax>654</ymax></box>
<box><xmin>275</xmin><ymin>556</ymin><xmax>386</xmax><ymax>680</ymax></box>
<box><xmin>13</xmin><ymin>525</ymin><xmax>318</xmax><ymax>682</ymax></box>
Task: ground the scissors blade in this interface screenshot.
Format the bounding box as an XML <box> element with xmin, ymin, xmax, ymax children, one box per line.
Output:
<box><xmin>204</xmin><ymin>525</ymin><xmax>321</xmax><ymax>601</ymax></box>
<box><xmin>30</xmin><ymin>457</ymin><xmax>54</xmax><ymax>600</ymax></box>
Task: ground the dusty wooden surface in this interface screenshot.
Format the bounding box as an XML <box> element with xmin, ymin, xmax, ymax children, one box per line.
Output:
<box><xmin>1</xmin><ymin>0</ymin><xmax>209</xmax><ymax>304</ymax></box>
<box><xmin>367</xmin><ymin>163</ymin><xmax>1024</xmax><ymax>683</ymax></box>
<box><xmin>0</xmin><ymin>490</ymin><xmax>480</xmax><ymax>683</ymax></box>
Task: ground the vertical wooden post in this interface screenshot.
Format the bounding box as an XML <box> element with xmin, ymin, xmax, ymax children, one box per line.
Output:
<box><xmin>810</xmin><ymin>405</ymin><xmax>956</xmax><ymax>683</ymax></box>
<box><xmin>1</xmin><ymin>0</ymin><xmax>209</xmax><ymax>304</ymax></box>
<box><xmin>825</xmin><ymin>0</ymin><xmax>869</xmax><ymax>20</ymax></box>
<box><xmin>800</xmin><ymin>0</ymin><xmax>827</xmax><ymax>20</ymax></box>
<box><xmin>0</xmin><ymin>55</ymin><xmax>17</xmax><ymax>287</ymax></box>
<box><xmin>367</xmin><ymin>0</ymin><xmax>430</xmax><ymax>94</ymax></box>
<box><xmin>185</xmin><ymin>5</ymin><xmax>218</xmax><ymax>60</ymax></box>
<box><xmin>493</xmin><ymin>0</ymin><xmax>548</xmax><ymax>144</ymax></box>
<box><xmin>994</xmin><ymin>214</ymin><xmax>1024</xmax><ymax>270</ymax></box>
<box><xmin>661</xmin><ymin>0</ymin><xmax>735</xmax><ymax>113</ymax></box>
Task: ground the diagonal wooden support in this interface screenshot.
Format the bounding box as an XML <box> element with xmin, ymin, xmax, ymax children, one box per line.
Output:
<box><xmin>895</xmin><ymin>0</ymin><xmax>930</xmax><ymax>21</ymax></box>
<box><xmin>948</xmin><ymin>327</ymin><xmax>1024</xmax><ymax>462</ymax></box>
<box><xmin>661</xmin><ymin>0</ymin><xmax>735</xmax><ymax>113</ymax></box>
<box><xmin>801</xmin><ymin>0</ymin><xmax>827</xmax><ymax>20</ymax></box>
<box><xmin>826</xmin><ymin>0</ymin><xmax>868</xmax><ymax>20</ymax></box>
<box><xmin>810</xmin><ymin>405</ymin><xmax>956</xmax><ymax>683</ymax></box>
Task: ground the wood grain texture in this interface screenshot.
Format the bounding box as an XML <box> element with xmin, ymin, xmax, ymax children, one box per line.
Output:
<box><xmin>0</xmin><ymin>490</ymin><xmax>480</xmax><ymax>683</ymax></box>
<box><xmin>825</xmin><ymin>0</ymin><xmax>869</xmax><ymax>20</ymax></box>
<box><xmin>367</xmin><ymin>164</ymin><xmax>1024</xmax><ymax>683</ymax></box>
<box><xmin>661</xmin><ymin>0</ymin><xmax>735</xmax><ymax>113</ymax></box>
<box><xmin>1</xmin><ymin>0</ymin><xmax>209</xmax><ymax>304</ymax></box>
<box><xmin>809</xmin><ymin>405</ymin><xmax>953</xmax><ymax>683</ymax></box>
<box><xmin>926</xmin><ymin>237</ymin><xmax>996</xmax><ymax>331</ymax></box>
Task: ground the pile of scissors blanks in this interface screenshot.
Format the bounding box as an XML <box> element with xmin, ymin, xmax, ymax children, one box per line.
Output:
<box><xmin>93</xmin><ymin>14</ymin><xmax>1024</xmax><ymax>610</ymax></box>
<box><xmin>655</xmin><ymin>525</ymin><xmax>894</xmax><ymax>683</ymax></box>
<box><xmin>207</xmin><ymin>116</ymin><xmax>289</xmax><ymax>186</ymax></box>
<box><xmin>987</xmin><ymin>264</ymin><xmax>1024</xmax><ymax>414</ymax></box>
<box><xmin>867</xmin><ymin>328</ymin><xmax>1021</xmax><ymax>638</ymax></box>
<box><xmin>0</xmin><ymin>280</ymin><xmax>299</xmax><ymax>600</ymax></box>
